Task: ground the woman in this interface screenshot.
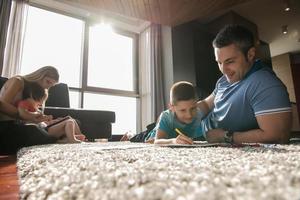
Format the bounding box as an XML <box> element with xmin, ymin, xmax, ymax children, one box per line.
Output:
<box><xmin>0</xmin><ymin>66</ymin><xmax>59</xmax><ymax>154</ymax></box>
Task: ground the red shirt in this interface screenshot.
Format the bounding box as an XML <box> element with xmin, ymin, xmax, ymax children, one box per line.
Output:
<box><xmin>17</xmin><ymin>100</ymin><xmax>37</xmax><ymax>112</ymax></box>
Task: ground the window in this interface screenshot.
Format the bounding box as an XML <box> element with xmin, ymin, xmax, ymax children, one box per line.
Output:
<box><xmin>21</xmin><ymin>6</ymin><xmax>83</xmax><ymax>88</ymax></box>
<box><xmin>84</xmin><ymin>93</ymin><xmax>137</xmax><ymax>134</ymax></box>
<box><xmin>20</xmin><ymin>5</ymin><xmax>139</xmax><ymax>135</ymax></box>
<box><xmin>88</xmin><ymin>24</ymin><xmax>135</xmax><ymax>91</ymax></box>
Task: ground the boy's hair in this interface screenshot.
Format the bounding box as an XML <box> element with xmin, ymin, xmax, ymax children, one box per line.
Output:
<box><xmin>23</xmin><ymin>81</ymin><xmax>48</xmax><ymax>102</ymax></box>
<box><xmin>212</xmin><ymin>24</ymin><xmax>255</xmax><ymax>57</ymax></box>
<box><xmin>170</xmin><ymin>81</ymin><xmax>196</xmax><ymax>105</ymax></box>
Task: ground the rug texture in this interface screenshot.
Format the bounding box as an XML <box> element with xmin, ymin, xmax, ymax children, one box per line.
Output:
<box><xmin>17</xmin><ymin>142</ymin><xmax>300</xmax><ymax>200</ymax></box>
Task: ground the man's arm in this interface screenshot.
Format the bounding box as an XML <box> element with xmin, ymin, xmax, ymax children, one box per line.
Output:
<box><xmin>197</xmin><ymin>93</ymin><xmax>215</xmax><ymax>116</ymax></box>
<box><xmin>206</xmin><ymin>112</ymin><xmax>292</xmax><ymax>144</ymax></box>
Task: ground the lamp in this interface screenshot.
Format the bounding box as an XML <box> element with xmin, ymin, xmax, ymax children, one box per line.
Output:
<box><xmin>282</xmin><ymin>25</ymin><xmax>288</xmax><ymax>34</ymax></box>
<box><xmin>283</xmin><ymin>0</ymin><xmax>291</xmax><ymax>11</ymax></box>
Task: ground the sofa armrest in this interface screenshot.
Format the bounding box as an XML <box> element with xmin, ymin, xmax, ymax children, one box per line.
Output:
<box><xmin>44</xmin><ymin>107</ymin><xmax>115</xmax><ymax>140</ymax></box>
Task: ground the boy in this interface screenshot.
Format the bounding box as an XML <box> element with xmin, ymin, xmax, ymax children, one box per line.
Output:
<box><xmin>148</xmin><ymin>81</ymin><xmax>204</xmax><ymax>144</ymax></box>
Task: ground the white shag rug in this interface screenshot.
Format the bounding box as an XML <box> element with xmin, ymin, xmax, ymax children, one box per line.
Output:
<box><xmin>17</xmin><ymin>142</ymin><xmax>300</xmax><ymax>200</ymax></box>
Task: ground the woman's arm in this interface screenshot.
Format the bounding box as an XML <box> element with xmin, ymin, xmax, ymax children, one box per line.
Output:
<box><xmin>0</xmin><ymin>100</ymin><xmax>19</xmax><ymax>118</ymax></box>
<box><xmin>0</xmin><ymin>77</ymin><xmax>23</xmax><ymax>118</ymax></box>
<box><xmin>17</xmin><ymin>106</ymin><xmax>42</xmax><ymax>122</ymax></box>
<box><xmin>0</xmin><ymin>78</ymin><xmax>50</xmax><ymax>122</ymax></box>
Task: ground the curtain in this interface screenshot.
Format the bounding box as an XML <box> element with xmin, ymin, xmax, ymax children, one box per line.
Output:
<box><xmin>2</xmin><ymin>0</ymin><xmax>28</xmax><ymax>77</ymax></box>
<box><xmin>139</xmin><ymin>26</ymin><xmax>152</xmax><ymax>128</ymax></box>
<box><xmin>0</xmin><ymin>0</ymin><xmax>12</xmax><ymax>75</ymax></box>
<box><xmin>139</xmin><ymin>23</ymin><xmax>165</xmax><ymax>128</ymax></box>
<box><xmin>150</xmin><ymin>23</ymin><xmax>165</xmax><ymax>120</ymax></box>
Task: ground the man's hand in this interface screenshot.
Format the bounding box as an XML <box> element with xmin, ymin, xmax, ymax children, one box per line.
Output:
<box><xmin>206</xmin><ymin>128</ymin><xmax>225</xmax><ymax>143</ymax></box>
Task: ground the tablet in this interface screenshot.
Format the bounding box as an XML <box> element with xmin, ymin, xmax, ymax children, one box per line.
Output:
<box><xmin>46</xmin><ymin>116</ymin><xmax>71</xmax><ymax>128</ymax></box>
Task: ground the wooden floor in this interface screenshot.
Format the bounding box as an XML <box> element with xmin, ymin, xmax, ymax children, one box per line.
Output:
<box><xmin>0</xmin><ymin>155</ymin><xmax>19</xmax><ymax>200</ymax></box>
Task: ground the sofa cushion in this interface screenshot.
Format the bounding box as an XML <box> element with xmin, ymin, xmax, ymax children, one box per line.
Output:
<box><xmin>44</xmin><ymin>107</ymin><xmax>116</xmax><ymax>139</ymax></box>
<box><xmin>46</xmin><ymin>83</ymin><xmax>70</xmax><ymax>108</ymax></box>
<box><xmin>44</xmin><ymin>107</ymin><xmax>115</xmax><ymax>123</ymax></box>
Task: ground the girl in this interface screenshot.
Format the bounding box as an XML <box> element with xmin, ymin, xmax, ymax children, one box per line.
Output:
<box><xmin>18</xmin><ymin>82</ymin><xmax>85</xmax><ymax>143</ymax></box>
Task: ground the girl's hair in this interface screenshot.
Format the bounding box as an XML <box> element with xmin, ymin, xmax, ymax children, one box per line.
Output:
<box><xmin>23</xmin><ymin>81</ymin><xmax>48</xmax><ymax>103</ymax></box>
<box><xmin>170</xmin><ymin>81</ymin><xmax>196</xmax><ymax>105</ymax></box>
<box><xmin>21</xmin><ymin>66</ymin><xmax>59</xmax><ymax>83</ymax></box>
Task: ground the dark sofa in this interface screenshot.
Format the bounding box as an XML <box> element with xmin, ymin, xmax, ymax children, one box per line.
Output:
<box><xmin>0</xmin><ymin>77</ymin><xmax>115</xmax><ymax>141</ymax></box>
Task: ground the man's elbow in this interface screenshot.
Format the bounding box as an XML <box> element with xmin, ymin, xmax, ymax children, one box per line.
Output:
<box><xmin>277</xmin><ymin>131</ymin><xmax>290</xmax><ymax>144</ymax></box>
<box><xmin>267</xmin><ymin>129</ymin><xmax>290</xmax><ymax>144</ymax></box>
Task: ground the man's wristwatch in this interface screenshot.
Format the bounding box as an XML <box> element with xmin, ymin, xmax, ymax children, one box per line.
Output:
<box><xmin>224</xmin><ymin>130</ymin><xmax>234</xmax><ymax>144</ymax></box>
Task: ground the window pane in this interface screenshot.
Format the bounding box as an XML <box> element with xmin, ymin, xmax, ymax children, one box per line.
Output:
<box><xmin>20</xmin><ymin>6</ymin><xmax>83</xmax><ymax>88</ymax></box>
<box><xmin>69</xmin><ymin>90</ymin><xmax>80</xmax><ymax>108</ymax></box>
<box><xmin>88</xmin><ymin>24</ymin><xmax>134</xmax><ymax>91</ymax></box>
<box><xmin>84</xmin><ymin>93</ymin><xmax>136</xmax><ymax>135</ymax></box>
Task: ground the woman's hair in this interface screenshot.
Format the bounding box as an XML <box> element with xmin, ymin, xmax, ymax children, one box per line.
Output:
<box><xmin>170</xmin><ymin>81</ymin><xmax>196</xmax><ymax>105</ymax></box>
<box><xmin>212</xmin><ymin>24</ymin><xmax>255</xmax><ymax>57</ymax></box>
<box><xmin>22</xmin><ymin>81</ymin><xmax>48</xmax><ymax>103</ymax></box>
<box><xmin>22</xmin><ymin>66</ymin><xmax>59</xmax><ymax>83</ymax></box>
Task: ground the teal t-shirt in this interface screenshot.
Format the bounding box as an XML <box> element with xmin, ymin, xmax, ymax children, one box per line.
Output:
<box><xmin>147</xmin><ymin>109</ymin><xmax>204</xmax><ymax>140</ymax></box>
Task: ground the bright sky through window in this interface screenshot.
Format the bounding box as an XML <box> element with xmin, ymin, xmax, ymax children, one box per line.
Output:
<box><xmin>88</xmin><ymin>23</ymin><xmax>134</xmax><ymax>91</ymax></box>
<box><xmin>20</xmin><ymin>6</ymin><xmax>83</xmax><ymax>88</ymax></box>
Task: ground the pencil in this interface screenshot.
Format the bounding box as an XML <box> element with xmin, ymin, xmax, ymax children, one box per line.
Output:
<box><xmin>175</xmin><ymin>128</ymin><xmax>187</xmax><ymax>137</ymax></box>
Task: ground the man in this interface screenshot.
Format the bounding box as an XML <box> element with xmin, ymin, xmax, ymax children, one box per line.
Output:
<box><xmin>198</xmin><ymin>25</ymin><xmax>292</xmax><ymax>144</ymax></box>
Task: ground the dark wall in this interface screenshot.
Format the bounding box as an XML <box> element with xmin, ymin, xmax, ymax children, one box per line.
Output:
<box><xmin>171</xmin><ymin>22</ymin><xmax>197</xmax><ymax>85</ymax></box>
<box><xmin>194</xmin><ymin>24</ymin><xmax>221</xmax><ymax>98</ymax></box>
<box><xmin>257</xmin><ymin>40</ymin><xmax>273</xmax><ymax>68</ymax></box>
<box><xmin>290</xmin><ymin>53</ymin><xmax>300</xmax><ymax>125</ymax></box>
<box><xmin>171</xmin><ymin>22</ymin><xmax>220</xmax><ymax>99</ymax></box>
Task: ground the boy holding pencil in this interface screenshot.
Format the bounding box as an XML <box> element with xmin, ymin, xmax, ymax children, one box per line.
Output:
<box><xmin>147</xmin><ymin>81</ymin><xmax>204</xmax><ymax>144</ymax></box>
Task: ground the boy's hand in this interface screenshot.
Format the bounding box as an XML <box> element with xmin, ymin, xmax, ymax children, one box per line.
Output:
<box><xmin>174</xmin><ymin>135</ymin><xmax>194</xmax><ymax>144</ymax></box>
<box><xmin>145</xmin><ymin>138</ymin><xmax>155</xmax><ymax>144</ymax></box>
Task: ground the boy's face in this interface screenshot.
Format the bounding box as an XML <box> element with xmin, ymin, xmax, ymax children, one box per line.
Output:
<box><xmin>170</xmin><ymin>99</ymin><xmax>197</xmax><ymax>124</ymax></box>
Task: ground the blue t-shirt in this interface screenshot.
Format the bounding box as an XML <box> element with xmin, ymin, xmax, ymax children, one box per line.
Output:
<box><xmin>202</xmin><ymin>60</ymin><xmax>291</xmax><ymax>137</ymax></box>
<box><xmin>147</xmin><ymin>109</ymin><xmax>204</xmax><ymax>140</ymax></box>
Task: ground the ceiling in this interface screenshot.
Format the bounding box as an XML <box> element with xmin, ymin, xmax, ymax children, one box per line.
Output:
<box><xmin>50</xmin><ymin>0</ymin><xmax>300</xmax><ymax>57</ymax></box>
<box><xmin>58</xmin><ymin>0</ymin><xmax>250</xmax><ymax>26</ymax></box>
<box><xmin>202</xmin><ymin>0</ymin><xmax>300</xmax><ymax>57</ymax></box>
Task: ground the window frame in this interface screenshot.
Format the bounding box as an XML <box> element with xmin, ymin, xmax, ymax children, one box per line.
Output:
<box><xmin>26</xmin><ymin>2</ymin><xmax>140</xmax><ymax>133</ymax></box>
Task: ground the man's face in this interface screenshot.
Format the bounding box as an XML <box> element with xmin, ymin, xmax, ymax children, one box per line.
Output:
<box><xmin>170</xmin><ymin>99</ymin><xmax>197</xmax><ymax>124</ymax></box>
<box><xmin>214</xmin><ymin>44</ymin><xmax>254</xmax><ymax>83</ymax></box>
